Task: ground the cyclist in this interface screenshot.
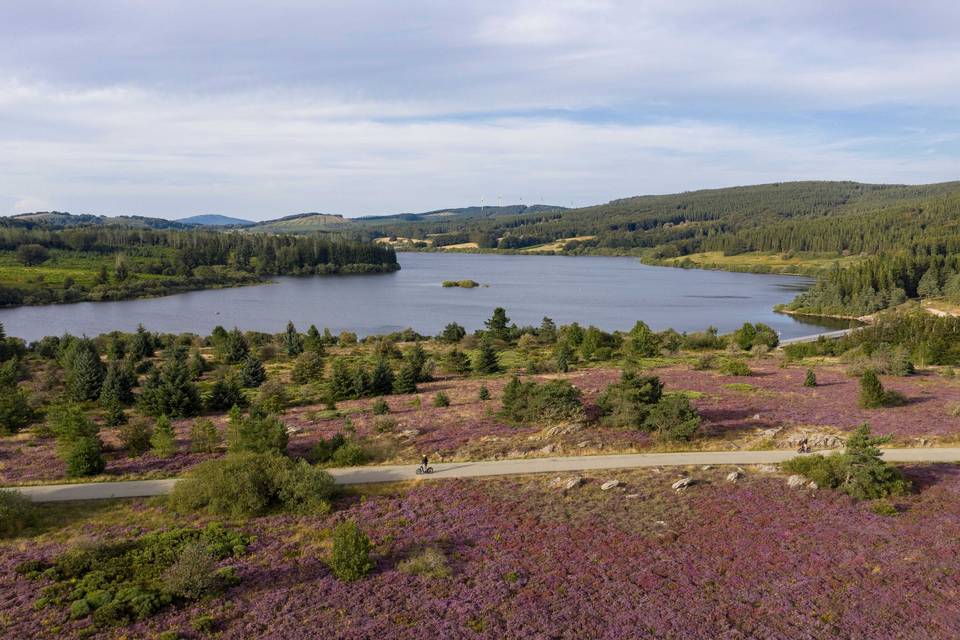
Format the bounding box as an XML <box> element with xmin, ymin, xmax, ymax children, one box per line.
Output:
<box><xmin>419</xmin><ymin>454</ymin><xmax>429</xmax><ymax>473</ymax></box>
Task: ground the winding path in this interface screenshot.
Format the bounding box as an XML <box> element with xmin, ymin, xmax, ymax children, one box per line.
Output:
<box><xmin>8</xmin><ymin>447</ymin><xmax>960</xmax><ymax>503</ymax></box>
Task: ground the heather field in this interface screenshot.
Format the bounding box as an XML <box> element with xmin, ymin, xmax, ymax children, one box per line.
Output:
<box><xmin>3</xmin><ymin>465</ymin><xmax>960</xmax><ymax>639</ymax></box>
<box><xmin>3</xmin><ymin>359</ymin><xmax>960</xmax><ymax>485</ymax></box>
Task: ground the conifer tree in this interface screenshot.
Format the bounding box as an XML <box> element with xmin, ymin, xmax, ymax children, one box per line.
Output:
<box><xmin>282</xmin><ymin>321</ymin><xmax>304</xmax><ymax>357</ymax></box>
<box><xmin>150</xmin><ymin>415</ymin><xmax>177</xmax><ymax>457</ymax></box>
<box><xmin>239</xmin><ymin>355</ymin><xmax>267</xmax><ymax>388</ymax></box>
<box><xmin>473</xmin><ymin>338</ymin><xmax>500</xmax><ymax>374</ymax></box>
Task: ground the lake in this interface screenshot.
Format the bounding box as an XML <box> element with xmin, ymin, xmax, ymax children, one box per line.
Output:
<box><xmin>0</xmin><ymin>252</ymin><xmax>844</xmax><ymax>341</ymax></box>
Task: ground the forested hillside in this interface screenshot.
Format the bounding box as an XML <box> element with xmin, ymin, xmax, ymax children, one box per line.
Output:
<box><xmin>0</xmin><ymin>225</ymin><xmax>398</xmax><ymax>306</ymax></box>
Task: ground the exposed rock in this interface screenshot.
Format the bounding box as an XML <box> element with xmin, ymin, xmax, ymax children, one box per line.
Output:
<box><xmin>285</xmin><ymin>426</ymin><xmax>301</xmax><ymax>435</ymax></box>
<box><xmin>757</xmin><ymin>464</ymin><xmax>778</xmax><ymax>473</ymax></box>
<box><xmin>399</xmin><ymin>429</ymin><xmax>421</xmax><ymax>438</ymax></box>
<box><xmin>563</xmin><ymin>476</ymin><xmax>584</xmax><ymax>491</ymax></box>
<box><xmin>543</xmin><ymin>423</ymin><xmax>584</xmax><ymax>438</ymax></box>
<box><xmin>787</xmin><ymin>475</ymin><xmax>807</xmax><ymax>488</ymax></box>
<box><xmin>600</xmin><ymin>480</ymin><xmax>621</xmax><ymax>491</ymax></box>
<box><xmin>575</xmin><ymin>440</ymin><xmax>591</xmax><ymax>449</ymax></box>
<box><xmin>701</xmin><ymin>465</ymin><xmax>713</xmax><ymax>471</ymax></box>
<box><xmin>726</xmin><ymin>470</ymin><xmax>745</xmax><ymax>483</ymax></box>
<box><xmin>625</xmin><ymin>493</ymin><xmax>640</xmax><ymax>499</ymax></box>
<box><xmin>539</xmin><ymin>443</ymin><xmax>557</xmax><ymax>455</ymax></box>
<box><xmin>760</xmin><ymin>426</ymin><xmax>783</xmax><ymax>438</ymax></box>
<box><xmin>507</xmin><ymin>449</ymin><xmax>527</xmax><ymax>459</ymax></box>
<box><xmin>671</xmin><ymin>477</ymin><xmax>694</xmax><ymax>491</ymax></box>
<box><xmin>807</xmin><ymin>481</ymin><xmax>819</xmax><ymax>490</ymax></box>
<box><xmin>548</xmin><ymin>477</ymin><xmax>565</xmax><ymax>488</ymax></box>
<box><xmin>752</xmin><ymin>414</ymin><xmax>761</xmax><ymax>420</ymax></box>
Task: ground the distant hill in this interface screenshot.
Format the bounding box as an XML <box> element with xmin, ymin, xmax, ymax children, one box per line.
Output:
<box><xmin>8</xmin><ymin>211</ymin><xmax>189</xmax><ymax>230</ymax></box>
<box><xmin>358</xmin><ymin>204</ymin><xmax>565</xmax><ymax>223</ymax></box>
<box><xmin>250</xmin><ymin>213</ymin><xmax>356</xmax><ymax>234</ymax></box>
<box><xmin>177</xmin><ymin>214</ymin><xmax>254</xmax><ymax>227</ymax></box>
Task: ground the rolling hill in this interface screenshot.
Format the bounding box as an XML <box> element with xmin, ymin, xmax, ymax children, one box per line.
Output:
<box><xmin>177</xmin><ymin>214</ymin><xmax>254</xmax><ymax>227</ymax></box>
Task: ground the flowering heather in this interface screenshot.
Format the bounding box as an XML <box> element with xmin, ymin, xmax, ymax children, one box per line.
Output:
<box><xmin>2</xmin><ymin>465</ymin><xmax>960</xmax><ymax>638</ymax></box>
<box><xmin>3</xmin><ymin>363</ymin><xmax>960</xmax><ymax>484</ymax></box>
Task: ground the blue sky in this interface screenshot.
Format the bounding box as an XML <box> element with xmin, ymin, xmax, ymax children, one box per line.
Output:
<box><xmin>1</xmin><ymin>0</ymin><xmax>958</xmax><ymax>219</ymax></box>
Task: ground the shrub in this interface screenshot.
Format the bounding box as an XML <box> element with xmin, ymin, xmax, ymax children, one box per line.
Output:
<box><xmin>371</xmin><ymin>398</ymin><xmax>390</xmax><ymax>415</ymax></box>
<box><xmin>169</xmin><ymin>453</ymin><xmax>334</xmax><ymax>517</ymax></box>
<box><xmin>226</xmin><ymin>406</ymin><xmax>288</xmax><ymax>455</ymax></box>
<box><xmin>192</xmin><ymin>615</ymin><xmax>216</xmax><ymax>633</ymax></box>
<box><xmin>0</xmin><ymin>384</ymin><xmax>34</xmax><ymax>435</ymax></box>
<box><xmin>310</xmin><ymin>433</ymin><xmax>346</xmax><ymax>464</ymax></box>
<box><xmin>118</xmin><ymin>418</ymin><xmax>153</xmax><ymax>457</ymax></box>
<box><xmin>328</xmin><ymin>520</ymin><xmax>374</xmax><ymax>582</ymax></box>
<box><xmin>65</xmin><ymin>436</ymin><xmax>106</xmax><ymax>477</ymax></box>
<box><xmin>189</xmin><ymin>417</ymin><xmax>221</xmax><ymax>453</ymax></box>
<box><xmin>645</xmin><ymin>394</ymin><xmax>701</xmax><ymax>442</ymax></box>
<box><xmin>720</xmin><ymin>359</ymin><xmax>752</xmax><ymax>376</ymax></box>
<box><xmin>329</xmin><ymin>442</ymin><xmax>368</xmax><ymax>466</ymax></box>
<box><xmin>255</xmin><ymin>379</ymin><xmax>288</xmax><ymax>413</ymax></box>
<box><xmin>432</xmin><ymin>391</ymin><xmax>450</xmax><ymax>408</ymax></box>
<box><xmin>373</xmin><ymin>416</ymin><xmax>397</xmax><ymax>433</ymax></box>
<box><xmin>291</xmin><ymin>350</ymin><xmax>324</xmax><ymax>384</ymax></box>
<box><xmin>478</xmin><ymin>385</ymin><xmax>490</xmax><ymax>401</ymax></box>
<box><xmin>596</xmin><ymin>372</ymin><xmax>663</xmax><ymax>429</ymax></box>
<box><xmin>393</xmin><ymin>360</ymin><xmax>418</xmax><ymax>394</ymax></box>
<box><xmin>803</xmin><ymin>369</ymin><xmax>817</xmax><ymax>387</ymax></box>
<box><xmin>0</xmin><ymin>490</ymin><xmax>36</xmax><ymax>538</ymax></box>
<box><xmin>782</xmin><ymin>424</ymin><xmax>910</xmax><ymax>500</ymax></box>
<box><xmin>692</xmin><ymin>354</ymin><xmax>717</xmax><ymax>371</ymax></box>
<box><xmin>500</xmin><ymin>377</ymin><xmax>583</xmax><ymax>424</ymax></box>
<box><xmin>397</xmin><ymin>546</ymin><xmax>451</xmax><ymax>578</ymax></box>
<box><xmin>443</xmin><ymin>348</ymin><xmax>473</xmax><ymax>375</ymax></box>
<box><xmin>473</xmin><ymin>339</ymin><xmax>500</xmax><ymax>374</ymax></box>
<box><xmin>138</xmin><ymin>350</ymin><xmax>202</xmax><ymax>418</ymax></box>
<box><xmin>151</xmin><ymin>416</ymin><xmax>177</xmax><ymax>458</ymax></box>
<box><xmin>161</xmin><ymin>543</ymin><xmax>219</xmax><ymax>600</ymax></box>
<box><xmin>32</xmin><ymin>524</ymin><xmax>248</xmax><ymax>627</ymax></box>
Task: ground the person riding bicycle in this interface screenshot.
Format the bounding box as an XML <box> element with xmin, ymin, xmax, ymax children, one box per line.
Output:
<box><xmin>797</xmin><ymin>437</ymin><xmax>810</xmax><ymax>454</ymax></box>
<box><xmin>419</xmin><ymin>454</ymin><xmax>429</xmax><ymax>472</ymax></box>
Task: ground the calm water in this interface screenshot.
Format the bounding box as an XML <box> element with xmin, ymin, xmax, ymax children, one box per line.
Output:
<box><xmin>0</xmin><ymin>253</ymin><xmax>843</xmax><ymax>341</ymax></box>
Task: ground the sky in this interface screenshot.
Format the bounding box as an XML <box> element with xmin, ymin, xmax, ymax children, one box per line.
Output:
<box><xmin>1</xmin><ymin>1</ymin><xmax>959</xmax><ymax>220</ymax></box>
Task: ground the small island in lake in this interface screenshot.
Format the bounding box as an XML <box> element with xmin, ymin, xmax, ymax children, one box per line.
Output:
<box><xmin>442</xmin><ymin>279</ymin><xmax>480</xmax><ymax>288</ymax></box>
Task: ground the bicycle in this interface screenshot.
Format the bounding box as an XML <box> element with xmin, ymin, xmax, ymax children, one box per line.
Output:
<box><xmin>416</xmin><ymin>464</ymin><xmax>434</xmax><ymax>475</ymax></box>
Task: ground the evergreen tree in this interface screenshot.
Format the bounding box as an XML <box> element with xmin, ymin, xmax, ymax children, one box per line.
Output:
<box><xmin>538</xmin><ymin>317</ymin><xmax>558</xmax><ymax>343</ymax></box>
<box><xmin>478</xmin><ymin>385</ymin><xmax>490</xmax><ymax>401</ymax></box>
<box><xmin>304</xmin><ymin>325</ymin><xmax>326</xmax><ymax>354</ymax></box>
<box><xmin>239</xmin><ymin>355</ymin><xmax>267</xmax><ymax>388</ymax></box>
<box><xmin>282</xmin><ymin>321</ymin><xmax>304</xmax><ymax>357</ymax></box>
<box><xmin>0</xmin><ymin>384</ymin><xmax>34</xmax><ymax>435</ymax></box>
<box><xmin>439</xmin><ymin>322</ymin><xmax>466</xmax><ymax>343</ymax></box>
<box><xmin>406</xmin><ymin>344</ymin><xmax>431</xmax><ymax>382</ymax></box>
<box><xmin>803</xmin><ymin>369</ymin><xmax>817</xmax><ymax>387</ymax></box>
<box><xmin>65</xmin><ymin>340</ymin><xmax>106</xmax><ymax>402</ymax></box>
<box><xmin>188</xmin><ymin>349</ymin><xmax>208</xmax><ymax>379</ymax></box>
<box><xmin>103</xmin><ymin>397</ymin><xmax>128</xmax><ymax>427</ymax></box>
<box><xmin>189</xmin><ymin>417</ymin><xmax>221</xmax><ymax>453</ymax></box>
<box><xmin>129</xmin><ymin>324</ymin><xmax>154</xmax><ymax>361</ymax></box>
<box><xmin>138</xmin><ymin>351</ymin><xmax>202</xmax><ymax>418</ymax></box>
<box><xmin>839</xmin><ymin>424</ymin><xmax>910</xmax><ymax>500</ymax></box>
<box><xmin>65</xmin><ymin>436</ymin><xmax>106</xmax><ymax>477</ymax></box>
<box><xmin>205</xmin><ymin>374</ymin><xmax>247</xmax><ymax>412</ymax></box>
<box><xmin>328</xmin><ymin>358</ymin><xmax>356</xmax><ymax>400</ymax></box>
<box><xmin>484</xmin><ymin>307</ymin><xmax>511</xmax><ymax>341</ymax></box>
<box><xmin>369</xmin><ymin>358</ymin><xmax>395</xmax><ymax>395</ymax></box>
<box><xmin>917</xmin><ymin>265</ymin><xmax>943</xmax><ymax>298</ymax></box>
<box><xmin>99</xmin><ymin>359</ymin><xmax>135</xmax><ymax>406</ymax></box>
<box><xmin>628</xmin><ymin>321</ymin><xmax>659</xmax><ymax>358</ymax></box>
<box><xmin>444</xmin><ymin>348</ymin><xmax>472</xmax><ymax>375</ymax></box>
<box><xmin>393</xmin><ymin>360</ymin><xmax>419</xmax><ymax>394</ymax></box>
<box><xmin>351</xmin><ymin>365</ymin><xmax>372</xmax><ymax>398</ymax></box>
<box><xmin>473</xmin><ymin>338</ymin><xmax>500</xmax><ymax>374</ymax></box>
<box><xmin>118</xmin><ymin>418</ymin><xmax>152</xmax><ymax>456</ymax></box>
<box><xmin>859</xmin><ymin>370</ymin><xmax>887</xmax><ymax>408</ymax></box>
<box><xmin>150</xmin><ymin>415</ymin><xmax>177</xmax><ymax>458</ymax></box>
<box><xmin>555</xmin><ymin>341</ymin><xmax>574</xmax><ymax>373</ymax></box>
<box><xmin>220</xmin><ymin>328</ymin><xmax>249</xmax><ymax>364</ymax></box>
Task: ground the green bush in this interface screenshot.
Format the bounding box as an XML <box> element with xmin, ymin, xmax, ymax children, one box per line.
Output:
<box><xmin>0</xmin><ymin>490</ymin><xmax>36</xmax><ymax>538</ymax></box>
<box><xmin>329</xmin><ymin>442</ymin><xmax>368</xmax><ymax>466</ymax></box>
<box><xmin>397</xmin><ymin>546</ymin><xmax>451</xmax><ymax>578</ymax></box>
<box><xmin>328</xmin><ymin>520</ymin><xmax>374</xmax><ymax>582</ymax></box>
<box><xmin>432</xmin><ymin>391</ymin><xmax>450</xmax><ymax>408</ymax></box>
<box><xmin>65</xmin><ymin>436</ymin><xmax>106</xmax><ymax>477</ymax></box>
<box><xmin>720</xmin><ymin>359</ymin><xmax>752</xmax><ymax>376</ymax></box>
<box><xmin>499</xmin><ymin>377</ymin><xmax>583</xmax><ymax>425</ymax></box>
<box><xmin>119</xmin><ymin>418</ymin><xmax>153</xmax><ymax>457</ymax></box>
<box><xmin>478</xmin><ymin>385</ymin><xmax>490</xmax><ymax>401</ymax></box>
<box><xmin>0</xmin><ymin>384</ymin><xmax>34</xmax><ymax>435</ymax></box>
<box><xmin>803</xmin><ymin>369</ymin><xmax>817</xmax><ymax>387</ymax></box>
<box><xmin>373</xmin><ymin>416</ymin><xmax>397</xmax><ymax>433</ymax></box>
<box><xmin>310</xmin><ymin>433</ymin><xmax>347</xmax><ymax>464</ymax></box>
<box><xmin>371</xmin><ymin>398</ymin><xmax>390</xmax><ymax>415</ymax></box>
<box><xmin>226</xmin><ymin>406</ymin><xmax>288</xmax><ymax>455</ymax></box>
<box><xmin>169</xmin><ymin>453</ymin><xmax>334</xmax><ymax>517</ymax></box>
<box><xmin>596</xmin><ymin>372</ymin><xmax>663</xmax><ymax>429</ymax></box>
<box><xmin>28</xmin><ymin>523</ymin><xmax>248</xmax><ymax>627</ymax></box>
<box><xmin>782</xmin><ymin>424</ymin><xmax>910</xmax><ymax>500</ymax></box>
<box><xmin>204</xmin><ymin>375</ymin><xmax>247</xmax><ymax>412</ymax></box>
<box><xmin>645</xmin><ymin>394</ymin><xmax>701</xmax><ymax>442</ymax></box>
